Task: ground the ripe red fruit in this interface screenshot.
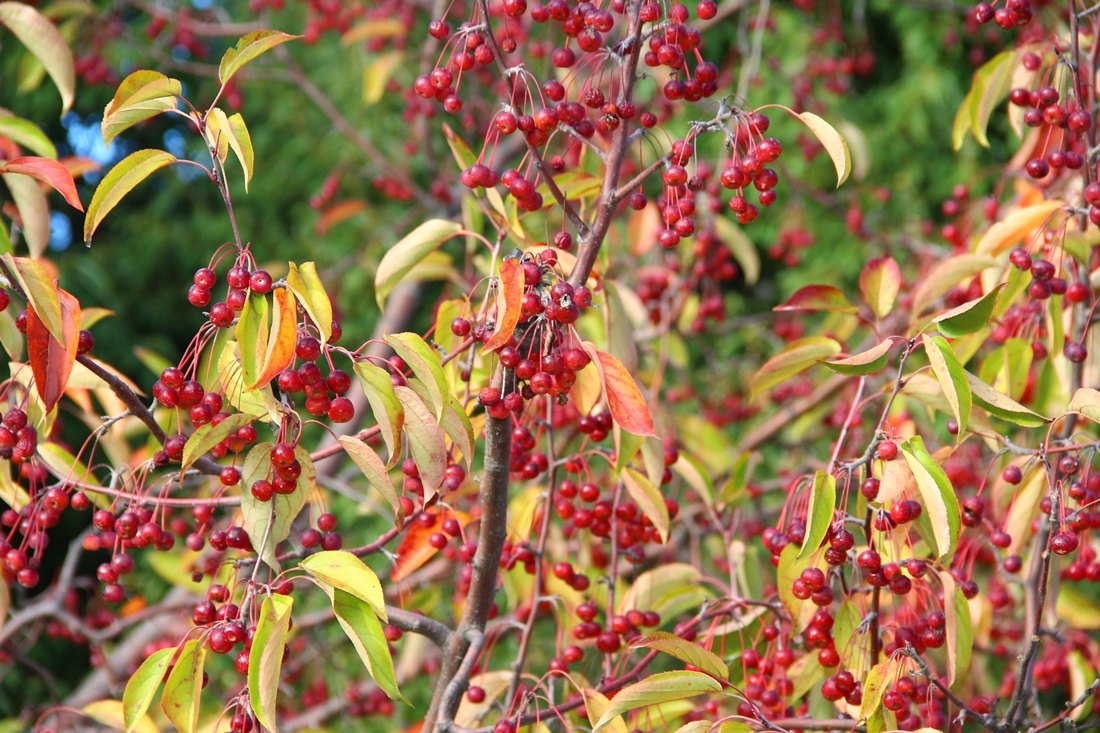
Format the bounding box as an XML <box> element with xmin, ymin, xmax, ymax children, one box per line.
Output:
<box><xmin>877</xmin><ymin>441</ymin><xmax>898</xmax><ymax>460</ymax></box>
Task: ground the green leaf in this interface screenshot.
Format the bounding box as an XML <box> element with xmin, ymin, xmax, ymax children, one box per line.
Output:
<box><xmin>441</xmin><ymin>123</ymin><xmax>477</xmax><ymax>172</ymax></box>
<box><xmin>967</xmin><ymin>371</ymin><xmax>1049</xmax><ymax>427</ymax></box>
<box><xmin>181</xmin><ymin>413</ymin><xmax>254</xmax><ymax>472</ymax></box>
<box><xmin>0</xmin><ymin>2</ymin><xmax>75</xmax><ymax>113</ymax></box>
<box><xmin>938</xmin><ymin>570</ymin><xmax>972</xmax><ymax>691</ymax></box>
<box><xmin>0</xmin><ymin>113</ymin><xmax>57</xmax><ymax>158</ymax></box>
<box><xmin>799</xmin><ymin>471</ymin><xmax>835</xmax><ymax>559</ymax></box>
<box><xmin>235</xmin><ymin>291</ymin><xmax>268</xmax><ymax>389</ymax></box>
<box><xmin>631</xmin><ymin>631</ymin><xmax>728</xmax><ymax>680</ymax></box>
<box><xmin>286</xmin><ymin>261</ymin><xmax>332</xmax><ymax>344</ymax></box>
<box><xmin>593</xmin><ymin>671</ymin><xmax>721</xmax><ymax>731</ymax></box>
<box><xmin>331</xmin><ymin>588</ymin><xmax>409</xmax><ymax>703</ymax></box>
<box><xmin>123</xmin><ymin>646</ymin><xmax>174</xmax><ymax>733</ymax></box>
<box><xmin>219</xmin><ymin>29</ymin><xmax>301</xmax><ymax>85</ymax></box>
<box><xmin>300</xmin><ymin>550</ymin><xmax>387</xmax><ymax>620</ymax></box>
<box><xmin>778</xmin><ymin>544</ymin><xmax>825</xmax><ymax>631</ymax></box>
<box><xmin>248</xmin><ymin>594</ymin><xmax>294</xmax><ymax>732</ymax></box>
<box><xmin>385</xmin><ymin>332</ymin><xmax>448</xmax><ymax>420</ymax></box>
<box><xmin>375</xmin><ymin>219</ymin><xmax>462</xmax><ymax>309</ymax></box>
<box><xmin>38</xmin><ymin>442</ymin><xmax>100</xmax><ymax>487</ymax></box>
<box><xmin>353</xmin><ymin>360</ymin><xmax>404</xmax><ymax>465</ymax></box>
<box><xmin>749</xmin><ymin>337</ymin><xmax>841</xmax><ymax>400</ymax></box>
<box><xmin>1</xmin><ymin>254</ymin><xmax>61</xmax><ymax>340</ymax></box>
<box><xmin>338</xmin><ymin>435</ymin><xmax>403</xmax><ymax>526</ymax></box>
<box><xmin>160</xmin><ymin>639</ymin><xmax>205</xmax><ymax>733</ymax></box>
<box><xmin>671</xmin><ymin>452</ymin><xmax>714</xmax><ymax>509</ymax></box>
<box><xmin>952</xmin><ymin>83</ymin><xmax>975</xmax><ymax>151</ymax></box>
<box><xmin>911</xmin><ymin>254</ymin><xmax>1000</xmax><ymax>318</ymax></box>
<box><xmin>240</xmin><ymin>442</ymin><xmax>314</xmax><ymax>570</ymax></box>
<box><xmin>713</xmin><ymin>213</ymin><xmax>760</xmax><ymax>285</ymax></box>
<box><xmin>409</xmin><ymin>380</ymin><xmax>475</xmax><ymax>472</ymax></box>
<box><xmin>832</xmin><ymin>602</ymin><xmax>866</xmax><ymax>665</ymax></box>
<box><xmin>900</xmin><ymin>437</ymin><xmax>961</xmax><ymax>562</ymax></box>
<box><xmin>394</xmin><ymin>385</ymin><xmax>447</xmax><ymax>499</ymax></box>
<box><xmin>820</xmin><ymin>339</ymin><xmax>893</xmax><ymax>376</ymax></box>
<box><xmin>622</xmin><ymin>466</ymin><xmax>670</xmax><ymax>543</ymax></box>
<box><xmin>922</xmin><ymin>334</ymin><xmax>972</xmax><ymax>440</ymax></box>
<box><xmin>101</xmin><ymin>70</ymin><xmax>181</xmax><ymax>146</ymax></box>
<box><xmin>774</xmin><ymin>284</ymin><xmax>858</xmax><ymax>314</ymax></box>
<box><xmin>932</xmin><ymin>283</ymin><xmax>1006</xmax><ymax>338</ymax></box>
<box><xmin>84</xmin><ymin>150</ymin><xmax>177</xmax><ymax>246</ymax></box>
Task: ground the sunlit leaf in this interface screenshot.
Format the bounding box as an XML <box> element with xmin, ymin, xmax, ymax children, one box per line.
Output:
<box><xmin>392</xmin><ymin>509</ymin><xmax>471</xmax><ymax>581</ymax></box>
<box><xmin>632</xmin><ymin>632</ymin><xmax>728</xmax><ymax>680</ymax></box>
<box><xmin>160</xmin><ymin>639</ymin><xmax>205</xmax><ymax>733</ymax></box>
<box><xmin>181</xmin><ymin>413</ymin><xmax>254</xmax><ymax>472</ymax></box>
<box><xmin>900</xmin><ymin>437</ymin><xmax>960</xmax><ymax>561</ymax></box>
<box><xmin>300</xmin><ymin>550</ymin><xmax>386</xmax><ymax>620</ymax></box>
<box><xmin>967</xmin><ymin>371</ymin><xmax>1049</xmax><ymax>427</ymax></box>
<box><xmin>101</xmin><ymin>70</ymin><xmax>181</xmax><ymax>146</ymax></box>
<box><xmin>207</xmin><ymin>107</ymin><xmax>254</xmax><ymax>191</ymax></box>
<box><xmin>975</xmin><ymin>200</ymin><xmax>1064</xmax><ymax>256</ymax></box>
<box><xmin>922</xmin><ymin>334</ymin><xmax>971</xmax><ymax>440</ymax></box>
<box><xmin>375</xmin><ymin>219</ymin><xmax>462</xmax><ymax>309</ymax></box>
<box><xmin>83</xmin><ymin>700</ymin><xmax>156</xmax><ymax>733</ymax></box>
<box><xmin>938</xmin><ymin>570</ymin><xmax>972</xmax><ymax>691</ymax></box>
<box><xmin>584</xmin><ymin>346</ymin><xmax>657</xmax><ymax>437</ymax></box>
<box><xmin>2</xmin><ymin>170</ymin><xmax>49</xmax><ymax>257</ymax></box>
<box><xmin>84</xmin><ymin>150</ymin><xmax>177</xmax><ymax>246</ymax></box>
<box><xmin>248</xmin><ymin>594</ymin><xmax>293</xmax><ymax>732</ymax></box>
<box><xmin>932</xmin><ymin>283</ymin><xmax>1005</xmax><ymax>338</ymax></box>
<box><xmin>0</xmin><ymin>2</ymin><xmax>75</xmax><ymax>112</ymax></box>
<box><xmin>122</xmin><ymin>646</ymin><xmax>174</xmax><ymax>733</ymax></box>
<box><xmin>442</xmin><ymin>123</ymin><xmax>477</xmax><ymax>171</ymax></box>
<box><xmin>353</xmin><ymin>360</ymin><xmax>403</xmax><ymax>464</ymax></box>
<box><xmin>967</xmin><ymin>50</ymin><xmax>1016</xmax><ymax>148</ymax></box>
<box><xmin>287</xmin><ymin>261</ymin><xmax>332</xmax><ymax>344</ymax></box>
<box><xmin>219</xmin><ymin>29</ymin><xmax>301</xmax><ymax>85</ymax></box>
<box><xmin>394</xmin><ymin>385</ymin><xmax>446</xmax><ymax>499</ymax></box>
<box><xmin>0</xmin><ymin>113</ymin><xmax>57</xmax><ymax>158</ymax></box>
<box><xmin>235</xmin><ymin>291</ymin><xmax>268</xmax><ymax>389</ymax></box>
<box><xmin>363</xmin><ymin>50</ymin><xmax>403</xmax><ymax>104</ymax></box>
<box><xmin>911</xmin><ymin>254</ymin><xmax>1000</xmax><ymax>318</ymax></box>
<box><xmin>251</xmin><ymin>286</ymin><xmax>296</xmax><ymax>390</ymax></box>
<box><xmin>240</xmin><ymin>442</ymin><xmax>314</xmax><ymax>570</ymax></box>
<box><xmin>860</xmin><ymin>660</ymin><xmax>894</xmax><ymax>720</ymax></box>
<box><xmin>339</xmin><ymin>436</ymin><xmax>403</xmax><ymax>527</ymax></box>
<box><xmin>385</xmin><ymin>332</ymin><xmax>449</xmax><ymax>421</ymax></box>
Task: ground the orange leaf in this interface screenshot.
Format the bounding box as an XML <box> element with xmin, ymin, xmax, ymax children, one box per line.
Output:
<box><xmin>314</xmin><ymin>199</ymin><xmax>367</xmax><ymax>235</ymax></box>
<box><xmin>0</xmin><ymin>156</ymin><xmax>83</xmax><ymax>211</ymax></box>
<box><xmin>392</xmin><ymin>509</ymin><xmax>471</xmax><ymax>581</ymax></box>
<box><xmin>584</xmin><ymin>344</ymin><xmax>657</xmax><ymax>437</ymax></box>
<box><xmin>27</xmin><ymin>289</ymin><xmax>80</xmax><ymax>413</ymax></box>
<box><xmin>59</xmin><ymin>156</ymin><xmax>101</xmax><ymax>180</ymax></box>
<box><xmin>482</xmin><ymin>258</ymin><xmax>524</xmax><ymax>354</ymax></box>
<box><xmin>249</xmin><ymin>287</ymin><xmax>297</xmax><ymax>390</ymax></box>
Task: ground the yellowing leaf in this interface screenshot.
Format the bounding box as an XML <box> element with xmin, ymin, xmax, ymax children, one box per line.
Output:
<box><xmin>207</xmin><ymin>108</ymin><xmax>254</xmax><ymax>190</ymax></box>
<box><xmin>922</xmin><ymin>335</ymin><xmax>971</xmax><ymax>440</ymax></box>
<box><xmin>0</xmin><ymin>2</ymin><xmax>75</xmax><ymax>113</ymax></box>
<box><xmin>3</xmin><ymin>169</ymin><xmax>49</xmax><ymax>258</ymax></box>
<box><xmin>250</xmin><ymin>286</ymin><xmax>296</xmax><ymax>391</ymax></box>
<box><xmin>83</xmin><ymin>699</ymin><xmax>157</xmax><ymax>733</ymax></box>
<box><xmin>932</xmin><ymin>283</ymin><xmax>1006</xmax><ymax>338</ymax></box>
<box><xmin>0</xmin><ymin>113</ymin><xmax>57</xmax><ymax>158</ymax></box>
<box><xmin>622</xmin><ymin>466</ymin><xmax>670</xmax><ymax>542</ymax></box>
<box><xmin>385</xmin><ymin>332</ymin><xmax>448</xmax><ymax>421</ymax></box>
<box><xmin>749</xmin><ymin>336</ymin><xmax>841</xmax><ymax>400</ymax></box>
<box><xmin>860</xmin><ymin>256</ymin><xmax>901</xmax><ymax>319</ymax></box>
<box><xmin>1069</xmin><ymin>387</ymin><xmax>1100</xmax><ymax>422</ymax></box>
<box><xmin>331</xmin><ymin>588</ymin><xmax>408</xmax><ymax>703</ymax></box>
<box><xmin>966</xmin><ymin>50</ymin><xmax>1017</xmax><ymax>148</ymax></box>
<box><xmin>363</xmin><ymin>50</ymin><xmax>403</xmax><ymax>104</ymax></box>
<box><xmin>774</xmin><ymin>106</ymin><xmax>850</xmax><ymax>186</ymax></box>
<box><xmin>799</xmin><ymin>471</ymin><xmax>835</xmax><ymax>559</ymax></box>
<box><xmin>967</xmin><ymin>371</ymin><xmax>1049</xmax><ymax>427</ymax></box>
<box><xmin>860</xmin><ymin>660</ymin><xmax>894</xmax><ymax>720</ymax></box>
<box><xmin>631</xmin><ymin>632</ymin><xmax>728</xmax><ymax>680</ymax></box>
<box><xmin>585</xmin><ymin>689</ymin><xmax>628</xmax><ymax>733</ymax></box>
<box><xmin>341</xmin><ymin>18</ymin><xmax>408</xmax><ymax>44</ymax></box>
<box><xmin>181</xmin><ymin>413</ymin><xmax>253</xmax><ymax>472</ymax></box>
<box><xmin>442</xmin><ymin>123</ymin><xmax>477</xmax><ymax>171</ymax></box>
<box><xmin>394</xmin><ymin>385</ymin><xmax>446</xmax><ymax>500</ymax></box>
<box><xmin>975</xmin><ymin>200</ymin><xmax>1064</xmax><ymax>256</ymax></box>
<box><xmin>160</xmin><ymin>639</ymin><xmax>205</xmax><ymax>733</ymax></box>
<box><xmin>593</xmin><ymin>671</ymin><xmax>721</xmax><ymax>731</ymax></box>
<box><xmin>375</xmin><ymin>219</ymin><xmax>462</xmax><ymax>309</ymax></box>
<box><xmin>84</xmin><ymin>150</ymin><xmax>177</xmax><ymax>246</ymax></box>
<box><xmin>339</xmin><ymin>436</ymin><xmax>403</xmax><ymax>526</ymax></box>
<box><xmin>353</xmin><ymin>360</ymin><xmax>404</xmax><ymax>464</ymax></box>
<box><xmin>287</xmin><ymin>261</ymin><xmax>332</xmax><ymax>344</ymax></box>
<box><xmin>713</xmin><ymin>214</ymin><xmax>759</xmax><ymax>285</ymax></box>
<box><xmin>938</xmin><ymin>570</ymin><xmax>972</xmax><ymax>691</ymax></box>
<box><xmin>122</xmin><ymin>646</ymin><xmax>174</xmax><ymax>733</ymax></box>
<box><xmin>248</xmin><ymin>594</ymin><xmax>293</xmax><ymax>732</ymax></box>
<box><xmin>219</xmin><ymin>29</ymin><xmax>301</xmax><ymax>85</ymax></box>
<box><xmin>102</xmin><ymin>70</ymin><xmax>180</xmax><ymax>146</ymax></box>
<box><xmin>300</xmin><ymin>550</ymin><xmax>387</xmax><ymax>620</ymax></box>
<box><xmin>900</xmin><ymin>437</ymin><xmax>960</xmax><ymax>561</ymax></box>
<box><xmin>240</xmin><ymin>442</ymin><xmax>314</xmax><ymax>570</ymax></box>
<box><xmin>911</xmin><ymin>254</ymin><xmax>1000</xmax><ymax>318</ymax></box>
<box><xmin>820</xmin><ymin>339</ymin><xmax>893</xmax><ymax>376</ymax></box>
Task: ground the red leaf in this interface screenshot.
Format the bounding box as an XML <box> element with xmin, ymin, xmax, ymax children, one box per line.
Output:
<box><xmin>585</xmin><ymin>345</ymin><xmax>657</xmax><ymax>437</ymax></box>
<box><xmin>27</xmin><ymin>288</ymin><xmax>80</xmax><ymax>413</ymax></box>
<box><xmin>392</xmin><ymin>509</ymin><xmax>471</xmax><ymax>581</ymax></box>
<box><xmin>0</xmin><ymin>156</ymin><xmax>83</xmax><ymax>211</ymax></box>
<box><xmin>482</xmin><ymin>258</ymin><xmax>524</xmax><ymax>354</ymax></box>
<box><xmin>774</xmin><ymin>284</ymin><xmax>858</xmax><ymax>314</ymax></box>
